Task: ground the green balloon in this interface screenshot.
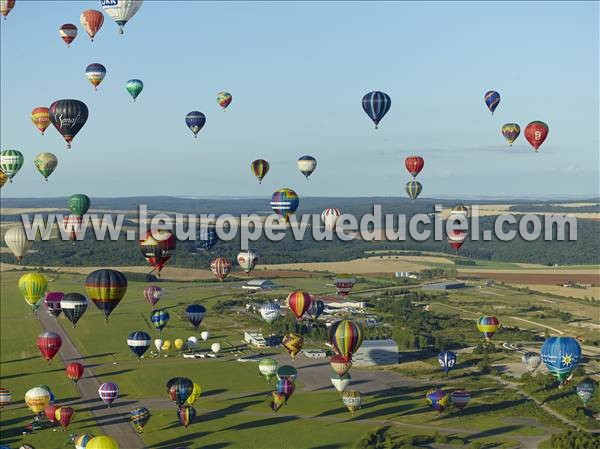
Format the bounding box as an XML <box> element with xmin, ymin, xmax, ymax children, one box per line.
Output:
<box><xmin>69</xmin><ymin>194</ymin><xmax>91</xmax><ymax>216</ymax></box>
<box><xmin>0</xmin><ymin>149</ymin><xmax>24</xmax><ymax>180</ymax></box>
<box><xmin>126</xmin><ymin>79</ymin><xmax>144</xmax><ymax>101</ymax></box>
<box><xmin>34</xmin><ymin>152</ymin><xmax>58</xmax><ymax>181</ymax></box>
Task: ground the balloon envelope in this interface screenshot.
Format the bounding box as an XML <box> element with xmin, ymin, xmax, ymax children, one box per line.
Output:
<box><xmin>49</xmin><ymin>99</ymin><xmax>88</xmax><ymax>148</ymax></box>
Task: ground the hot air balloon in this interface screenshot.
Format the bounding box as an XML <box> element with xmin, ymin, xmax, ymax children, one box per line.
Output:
<box><xmin>33</xmin><ymin>152</ymin><xmax>58</xmax><ymax>181</ymax></box>
<box><xmin>186</xmin><ymin>382</ymin><xmax>202</xmax><ymax>405</ymax></box>
<box><xmin>186</xmin><ymin>335</ymin><xmax>199</xmax><ymax>348</ymax></box>
<box><xmin>211</xmin><ymin>342</ymin><xmax>221</xmax><ymax>354</ymax></box>
<box><xmin>502</xmin><ymin>123</ymin><xmax>520</xmax><ymax>146</ymax></box>
<box><xmin>276</xmin><ymin>378</ymin><xmax>295</xmax><ymax>403</ymax></box>
<box><xmin>426</xmin><ymin>388</ymin><xmax>450</xmax><ymax>413</ymax></box>
<box><xmin>199</xmin><ymin>332</ymin><xmax>209</xmax><ymax>342</ymax></box>
<box><xmin>450</xmin><ymin>389</ymin><xmax>470</xmax><ymax>411</ymax></box>
<box><xmin>271</xmin><ymin>188</ymin><xmax>299</xmax><ymax>222</ymax></box>
<box><xmin>126</xmin><ymin>79</ymin><xmax>143</xmax><ymax>101</ymax></box>
<box><xmin>217</xmin><ymin>92</ymin><xmax>232</xmax><ymax>110</ymax></box>
<box><xmin>287</xmin><ymin>290</ymin><xmax>312</xmax><ymax>319</ymax></box>
<box><xmin>185</xmin><ymin>304</ymin><xmax>206</xmax><ymax>329</ymax></box>
<box><xmin>49</xmin><ymin>99</ymin><xmax>88</xmax><ymax>148</ymax></box>
<box><xmin>0</xmin><ymin>387</ymin><xmax>12</xmax><ymax>407</ymax></box>
<box><xmin>297</xmin><ymin>155</ymin><xmax>317</xmax><ymax>180</ymax></box>
<box><xmin>260</xmin><ymin>302</ymin><xmax>280</xmax><ymax>323</ymax></box>
<box><xmin>143</xmin><ymin>285</ymin><xmax>165</xmax><ymax>308</ymax></box>
<box><xmin>476</xmin><ymin>316</ymin><xmax>499</xmax><ymax>341</ymax></box>
<box><xmin>0</xmin><ymin>169</ymin><xmax>7</xmax><ymax>188</ymax></box>
<box><xmin>69</xmin><ymin>194</ymin><xmax>91</xmax><ymax>217</ymax></box>
<box><xmin>85</xmin><ymin>64</ymin><xmax>107</xmax><ymax>91</ymax></box>
<box><xmin>74</xmin><ymin>434</ymin><xmax>95</xmax><ymax>449</ymax></box>
<box><xmin>521</xmin><ymin>352</ymin><xmax>541</xmax><ymax>373</ymax></box>
<box><xmin>362</xmin><ymin>91</ymin><xmax>391</xmax><ymax>129</ymax></box>
<box><xmin>101</xmin><ymin>0</ymin><xmax>143</xmax><ymax>34</ymax></box>
<box><xmin>405</xmin><ymin>156</ymin><xmax>424</xmax><ymax>178</ymax></box>
<box><xmin>405</xmin><ymin>180</ymin><xmax>422</xmax><ymax>200</ymax></box>
<box><xmin>80</xmin><ymin>9</ymin><xmax>104</xmax><ymax>41</ymax></box>
<box><xmin>162</xmin><ymin>339</ymin><xmax>172</xmax><ymax>351</ymax></box>
<box><xmin>167</xmin><ymin>377</ymin><xmax>194</xmax><ymax>407</ymax></box>
<box><xmin>438</xmin><ymin>351</ymin><xmax>457</xmax><ymax>374</ymax></box>
<box><xmin>44</xmin><ymin>404</ymin><xmax>59</xmax><ymax>422</ymax></box>
<box><xmin>251</xmin><ymin>159</ymin><xmax>269</xmax><ymax>183</ymax></box>
<box><xmin>237</xmin><ymin>250</ymin><xmax>258</xmax><ymax>274</ymax></box>
<box><xmin>154</xmin><ymin>339</ymin><xmax>163</xmax><ymax>352</ymax></box>
<box><xmin>87</xmin><ymin>436</ymin><xmax>119</xmax><ymax>449</ymax></box>
<box><xmin>1</xmin><ymin>0</ymin><xmax>15</xmax><ymax>19</ymax></box>
<box><xmin>130</xmin><ymin>407</ymin><xmax>150</xmax><ymax>433</ymax></box>
<box><xmin>58</xmin><ymin>406</ymin><xmax>74</xmax><ymax>429</ymax></box>
<box><xmin>0</xmin><ymin>149</ymin><xmax>24</xmax><ymax>181</ymax></box>
<box><xmin>525</xmin><ymin>121</ymin><xmax>549</xmax><ymax>152</ymax></box>
<box><xmin>342</xmin><ymin>390</ymin><xmax>362</xmax><ymax>414</ymax></box>
<box><xmin>259</xmin><ymin>358</ymin><xmax>278</xmax><ymax>383</ymax></box>
<box><xmin>185</xmin><ymin>111</ymin><xmax>206</xmax><ymax>138</ymax></box>
<box><xmin>282</xmin><ymin>333</ymin><xmax>303</xmax><ymax>359</ymax></box>
<box><xmin>331</xmin><ymin>373</ymin><xmax>351</xmax><ymax>393</ymax></box>
<box><xmin>484</xmin><ymin>91</ymin><xmax>500</xmax><ymax>114</ymax></box>
<box><xmin>195</xmin><ymin>225</ymin><xmax>219</xmax><ymax>251</ymax></box>
<box><xmin>4</xmin><ymin>226</ymin><xmax>32</xmax><ymax>263</ymax></box>
<box><xmin>541</xmin><ymin>336</ymin><xmax>582</xmax><ymax>384</ymax></box>
<box><xmin>59</xmin><ymin>24</ymin><xmax>78</xmax><ymax>47</ymax></box>
<box><xmin>321</xmin><ymin>208</ymin><xmax>341</xmax><ymax>231</ymax></box>
<box><xmin>151</xmin><ymin>309</ymin><xmax>169</xmax><ymax>333</ymax></box>
<box><xmin>127</xmin><ymin>331</ymin><xmax>151</xmax><ymax>358</ymax></box>
<box><xmin>328</xmin><ymin>320</ymin><xmax>364</xmax><ymax>359</ymax></box>
<box><xmin>24</xmin><ymin>387</ymin><xmax>50</xmax><ymax>414</ymax></box>
<box><xmin>174</xmin><ymin>338</ymin><xmax>184</xmax><ymax>350</ymax></box>
<box><xmin>331</xmin><ymin>354</ymin><xmax>352</xmax><ymax>377</ymax></box>
<box><xmin>66</xmin><ymin>362</ymin><xmax>84</xmax><ymax>383</ymax></box>
<box><xmin>306</xmin><ymin>299</ymin><xmax>325</xmax><ymax>320</ymax></box>
<box><xmin>576</xmin><ymin>379</ymin><xmax>595</xmax><ymax>407</ymax></box>
<box><xmin>62</xmin><ymin>214</ymin><xmax>84</xmax><ymax>242</ymax></box>
<box><xmin>449</xmin><ymin>204</ymin><xmax>469</xmax><ymax>222</ymax></box>
<box><xmin>61</xmin><ymin>293</ymin><xmax>88</xmax><ymax>327</ymax></box>
<box><xmin>19</xmin><ymin>272</ymin><xmax>48</xmax><ymax>311</ymax></box>
<box><xmin>276</xmin><ymin>365</ymin><xmax>298</xmax><ymax>382</ymax></box>
<box><xmin>31</xmin><ymin>107</ymin><xmax>50</xmax><ymax>135</ymax></box>
<box><xmin>270</xmin><ymin>392</ymin><xmax>286</xmax><ymax>413</ymax></box>
<box><xmin>447</xmin><ymin>229</ymin><xmax>467</xmax><ymax>252</ymax></box>
<box><xmin>98</xmin><ymin>382</ymin><xmax>118</xmax><ymax>407</ymax></box>
<box><xmin>85</xmin><ymin>269</ymin><xmax>128</xmax><ymax>321</ymax></box>
<box><xmin>139</xmin><ymin>228</ymin><xmax>176</xmax><ymax>275</ymax></box>
<box><xmin>38</xmin><ymin>385</ymin><xmax>55</xmax><ymax>404</ymax></box>
<box><xmin>334</xmin><ymin>274</ymin><xmax>356</xmax><ymax>297</ymax></box>
<box><xmin>177</xmin><ymin>405</ymin><xmax>196</xmax><ymax>428</ymax></box>
<box><xmin>210</xmin><ymin>256</ymin><xmax>232</xmax><ymax>281</ymax></box>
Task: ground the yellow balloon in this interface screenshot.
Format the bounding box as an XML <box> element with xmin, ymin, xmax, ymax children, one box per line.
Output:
<box><xmin>186</xmin><ymin>382</ymin><xmax>202</xmax><ymax>405</ymax></box>
<box><xmin>87</xmin><ymin>436</ymin><xmax>120</xmax><ymax>449</ymax></box>
<box><xmin>18</xmin><ymin>272</ymin><xmax>48</xmax><ymax>310</ymax></box>
<box><xmin>24</xmin><ymin>387</ymin><xmax>50</xmax><ymax>414</ymax></box>
<box><xmin>174</xmin><ymin>338</ymin><xmax>184</xmax><ymax>350</ymax></box>
<box><xmin>162</xmin><ymin>340</ymin><xmax>171</xmax><ymax>351</ymax></box>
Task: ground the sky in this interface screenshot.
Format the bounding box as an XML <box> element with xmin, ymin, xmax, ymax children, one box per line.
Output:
<box><xmin>1</xmin><ymin>1</ymin><xmax>598</xmax><ymax>199</ymax></box>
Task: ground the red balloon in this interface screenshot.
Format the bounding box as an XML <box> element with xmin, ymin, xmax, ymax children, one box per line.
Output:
<box><xmin>447</xmin><ymin>229</ymin><xmax>467</xmax><ymax>251</ymax></box>
<box><xmin>405</xmin><ymin>156</ymin><xmax>425</xmax><ymax>177</ymax></box>
<box><xmin>80</xmin><ymin>9</ymin><xmax>104</xmax><ymax>41</ymax></box>
<box><xmin>59</xmin><ymin>24</ymin><xmax>78</xmax><ymax>47</ymax></box>
<box><xmin>286</xmin><ymin>290</ymin><xmax>312</xmax><ymax>320</ymax></box>
<box><xmin>37</xmin><ymin>331</ymin><xmax>62</xmax><ymax>362</ymax></box>
<box><xmin>59</xmin><ymin>406</ymin><xmax>74</xmax><ymax>429</ymax></box>
<box><xmin>44</xmin><ymin>404</ymin><xmax>59</xmax><ymax>422</ymax></box>
<box><xmin>524</xmin><ymin>121</ymin><xmax>549</xmax><ymax>152</ymax></box>
<box><xmin>66</xmin><ymin>362</ymin><xmax>84</xmax><ymax>383</ymax></box>
<box><xmin>139</xmin><ymin>229</ymin><xmax>176</xmax><ymax>275</ymax></box>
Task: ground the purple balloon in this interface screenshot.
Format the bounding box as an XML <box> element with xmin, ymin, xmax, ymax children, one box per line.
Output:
<box><xmin>44</xmin><ymin>292</ymin><xmax>64</xmax><ymax>318</ymax></box>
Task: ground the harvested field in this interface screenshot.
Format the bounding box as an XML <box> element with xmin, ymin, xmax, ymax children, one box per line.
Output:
<box><xmin>459</xmin><ymin>271</ymin><xmax>600</xmax><ymax>285</ymax></box>
<box><xmin>510</xmin><ymin>284</ymin><xmax>600</xmax><ymax>300</ymax></box>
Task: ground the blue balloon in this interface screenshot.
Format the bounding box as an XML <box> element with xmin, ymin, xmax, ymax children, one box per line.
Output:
<box><xmin>151</xmin><ymin>309</ymin><xmax>170</xmax><ymax>332</ymax></box>
<box><xmin>185</xmin><ymin>111</ymin><xmax>206</xmax><ymax>137</ymax></box>
<box><xmin>541</xmin><ymin>336</ymin><xmax>581</xmax><ymax>383</ymax></box>
<box><xmin>362</xmin><ymin>91</ymin><xmax>391</xmax><ymax>128</ymax></box>
<box><xmin>185</xmin><ymin>304</ymin><xmax>206</xmax><ymax>329</ymax></box>
<box><xmin>484</xmin><ymin>90</ymin><xmax>501</xmax><ymax>114</ymax></box>
<box><xmin>127</xmin><ymin>331</ymin><xmax>151</xmax><ymax>358</ymax></box>
<box><xmin>307</xmin><ymin>299</ymin><xmax>324</xmax><ymax>320</ymax></box>
<box><xmin>195</xmin><ymin>225</ymin><xmax>219</xmax><ymax>251</ymax></box>
<box><xmin>437</xmin><ymin>351</ymin><xmax>457</xmax><ymax>374</ymax></box>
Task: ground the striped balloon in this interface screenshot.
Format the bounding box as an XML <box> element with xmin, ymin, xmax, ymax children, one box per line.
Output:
<box><xmin>69</xmin><ymin>194</ymin><xmax>91</xmax><ymax>216</ymax></box>
<box><xmin>321</xmin><ymin>208</ymin><xmax>341</xmax><ymax>231</ymax></box>
<box><xmin>185</xmin><ymin>111</ymin><xmax>206</xmax><ymax>137</ymax></box>
<box><xmin>177</xmin><ymin>405</ymin><xmax>196</xmax><ymax>428</ymax></box>
<box><xmin>331</xmin><ymin>373</ymin><xmax>351</xmax><ymax>393</ymax></box>
<box><xmin>80</xmin><ymin>9</ymin><xmax>104</xmax><ymax>41</ymax></box>
<box><xmin>276</xmin><ymin>365</ymin><xmax>298</xmax><ymax>381</ymax></box>
<box><xmin>126</xmin><ymin>79</ymin><xmax>144</xmax><ymax>101</ymax></box>
<box><xmin>276</xmin><ymin>379</ymin><xmax>295</xmax><ymax>402</ymax></box>
<box><xmin>85</xmin><ymin>63</ymin><xmax>107</xmax><ymax>90</ymax></box>
<box><xmin>0</xmin><ymin>0</ymin><xmax>16</xmax><ymax>19</ymax></box>
<box><xmin>31</xmin><ymin>107</ymin><xmax>51</xmax><ymax>135</ymax></box>
<box><xmin>130</xmin><ymin>406</ymin><xmax>150</xmax><ymax>432</ymax></box>
<box><xmin>476</xmin><ymin>316</ymin><xmax>499</xmax><ymax>340</ymax></box>
<box><xmin>251</xmin><ymin>159</ymin><xmax>269</xmax><ymax>183</ymax></box>
<box><xmin>362</xmin><ymin>91</ymin><xmax>391</xmax><ymax>129</ymax></box>
<box><xmin>66</xmin><ymin>362</ymin><xmax>84</xmax><ymax>383</ymax></box>
<box><xmin>139</xmin><ymin>229</ymin><xmax>176</xmax><ymax>275</ymax></box>
<box><xmin>150</xmin><ymin>309</ymin><xmax>170</xmax><ymax>332</ymax></box>
<box><xmin>185</xmin><ymin>304</ymin><xmax>206</xmax><ymax>329</ymax></box>
<box><xmin>98</xmin><ymin>382</ymin><xmax>119</xmax><ymax>407</ymax></box>
<box><xmin>74</xmin><ymin>434</ymin><xmax>95</xmax><ymax>449</ymax></box>
<box><xmin>85</xmin><ymin>269</ymin><xmax>128</xmax><ymax>321</ymax></box>
<box><xmin>306</xmin><ymin>299</ymin><xmax>325</xmax><ymax>320</ymax></box>
<box><xmin>143</xmin><ymin>285</ymin><xmax>164</xmax><ymax>307</ymax></box>
<box><xmin>334</xmin><ymin>274</ymin><xmax>355</xmax><ymax>297</ymax></box>
<box><xmin>328</xmin><ymin>320</ymin><xmax>364</xmax><ymax>359</ymax></box>
<box><xmin>217</xmin><ymin>92</ymin><xmax>232</xmax><ymax>110</ymax></box>
<box><xmin>33</xmin><ymin>152</ymin><xmax>58</xmax><ymax>181</ymax></box>
<box><xmin>260</xmin><ymin>302</ymin><xmax>280</xmax><ymax>323</ymax></box>
<box><xmin>282</xmin><ymin>333</ymin><xmax>303</xmax><ymax>359</ymax></box>
<box><xmin>196</xmin><ymin>225</ymin><xmax>219</xmax><ymax>251</ymax></box>
<box><xmin>270</xmin><ymin>188</ymin><xmax>299</xmax><ymax>222</ymax></box>
<box><xmin>0</xmin><ymin>387</ymin><xmax>11</xmax><ymax>407</ymax></box>
<box><xmin>342</xmin><ymin>390</ymin><xmax>362</xmax><ymax>414</ymax></box>
<box><xmin>210</xmin><ymin>256</ymin><xmax>232</xmax><ymax>281</ymax></box>
<box><xmin>522</xmin><ymin>352</ymin><xmax>541</xmax><ymax>373</ymax></box>
<box><xmin>0</xmin><ymin>169</ymin><xmax>8</xmax><ymax>188</ymax></box>
<box><xmin>484</xmin><ymin>90</ymin><xmax>501</xmax><ymax>114</ymax></box>
<box><xmin>451</xmin><ymin>389</ymin><xmax>470</xmax><ymax>410</ymax></box>
<box><xmin>270</xmin><ymin>392</ymin><xmax>286</xmax><ymax>412</ymax></box>
<box><xmin>287</xmin><ymin>290</ymin><xmax>312</xmax><ymax>319</ymax></box>
<box><xmin>297</xmin><ymin>155</ymin><xmax>317</xmax><ymax>180</ymax></box>
<box><xmin>19</xmin><ymin>272</ymin><xmax>48</xmax><ymax>311</ymax></box>
<box><xmin>60</xmin><ymin>293</ymin><xmax>88</xmax><ymax>327</ymax></box>
<box><xmin>59</xmin><ymin>23</ymin><xmax>78</xmax><ymax>47</ymax></box>
<box><xmin>258</xmin><ymin>358</ymin><xmax>278</xmax><ymax>383</ymax></box>
<box><xmin>0</xmin><ymin>149</ymin><xmax>24</xmax><ymax>180</ymax></box>
<box><xmin>127</xmin><ymin>331</ymin><xmax>151</xmax><ymax>358</ymax></box>
<box><xmin>4</xmin><ymin>226</ymin><xmax>33</xmax><ymax>263</ymax></box>
<box><xmin>405</xmin><ymin>180</ymin><xmax>422</xmax><ymax>200</ymax></box>
<box><xmin>502</xmin><ymin>123</ymin><xmax>521</xmax><ymax>146</ymax></box>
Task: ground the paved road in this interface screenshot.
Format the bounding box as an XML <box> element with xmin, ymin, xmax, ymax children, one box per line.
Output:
<box><xmin>37</xmin><ymin>312</ymin><xmax>145</xmax><ymax>448</ymax></box>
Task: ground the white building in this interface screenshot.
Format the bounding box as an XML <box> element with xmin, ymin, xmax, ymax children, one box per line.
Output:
<box><xmin>242</xmin><ymin>279</ymin><xmax>277</xmax><ymax>290</ymax></box>
<box><xmin>395</xmin><ymin>272</ymin><xmax>418</xmax><ymax>279</ymax></box>
<box><xmin>244</xmin><ymin>331</ymin><xmax>267</xmax><ymax>347</ymax></box>
<box><xmin>352</xmin><ymin>339</ymin><xmax>398</xmax><ymax>367</ymax></box>
<box><xmin>325</xmin><ymin>301</ymin><xmax>367</xmax><ymax>310</ymax></box>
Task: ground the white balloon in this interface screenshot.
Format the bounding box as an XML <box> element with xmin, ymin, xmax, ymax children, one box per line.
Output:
<box><xmin>211</xmin><ymin>342</ymin><xmax>221</xmax><ymax>354</ymax></box>
<box><xmin>200</xmin><ymin>331</ymin><xmax>209</xmax><ymax>341</ymax></box>
<box><xmin>154</xmin><ymin>339</ymin><xmax>163</xmax><ymax>351</ymax></box>
<box><xmin>260</xmin><ymin>302</ymin><xmax>280</xmax><ymax>324</ymax></box>
<box><xmin>101</xmin><ymin>0</ymin><xmax>144</xmax><ymax>34</ymax></box>
<box><xmin>187</xmin><ymin>336</ymin><xmax>198</xmax><ymax>347</ymax></box>
<box><xmin>4</xmin><ymin>226</ymin><xmax>32</xmax><ymax>263</ymax></box>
